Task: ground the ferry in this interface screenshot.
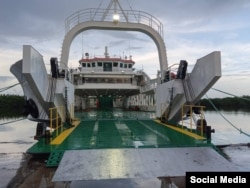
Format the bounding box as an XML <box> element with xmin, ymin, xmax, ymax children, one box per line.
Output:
<box><xmin>9</xmin><ymin>0</ymin><xmax>244</xmax><ymax>187</ymax></box>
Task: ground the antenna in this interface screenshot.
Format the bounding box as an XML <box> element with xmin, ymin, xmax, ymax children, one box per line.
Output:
<box><xmin>81</xmin><ymin>33</ymin><xmax>84</xmax><ymax>59</ymax></box>
<box><xmin>102</xmin><ymin>0</ymin><xmax>128</xmax><ymax>22</ymax></box>
<box><xmin>128</xmin><ymin>40</ymin><xmax>131</xmax><ymax>57</ymax></box>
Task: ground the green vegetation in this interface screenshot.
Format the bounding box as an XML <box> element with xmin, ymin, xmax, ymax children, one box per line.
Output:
<box><xmin>200</xmin><ymin>95</ymin><xmax>250</xmax><ymax>111</ymax></box>
<box><xmin>0</xmin><ymin>94</ymin><xmax>25</xmax><ymax>117</ymax></box>
<box><xmin>0</xmin><ymin>94</ymin><xmax>250</xmax><ymax>117</ymax></box>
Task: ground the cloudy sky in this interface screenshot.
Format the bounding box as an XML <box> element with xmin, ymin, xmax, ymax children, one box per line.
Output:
<box><xmin>0</xmin><ymin>0</ymin><xmax>250</xmax><ymax>98</ymax></box>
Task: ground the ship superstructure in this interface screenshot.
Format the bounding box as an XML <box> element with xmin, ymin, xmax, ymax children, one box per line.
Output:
<box><xmin>72</xmin><ymin>46</ymin><xmax>145</xmax><ymax>110</ymax></box>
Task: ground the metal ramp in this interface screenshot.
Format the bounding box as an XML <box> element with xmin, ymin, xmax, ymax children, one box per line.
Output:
<box><xmin>52</xmin><ymin>147</ymin><xmax>242</xmax><ymax>182</ymax></box>
<box><xmin>155</xmin><ymin>51</ymin><xmax>221</xmax><ymax>123</ymax></box>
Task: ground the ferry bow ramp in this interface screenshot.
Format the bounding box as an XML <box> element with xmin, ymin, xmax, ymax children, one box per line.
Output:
<box><xmin>52</xmin><ymin>147</ymin><xmax>241</xmax><ymax>182</ymax></box>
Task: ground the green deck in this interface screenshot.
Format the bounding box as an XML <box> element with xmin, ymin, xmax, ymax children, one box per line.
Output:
<box><xmin>27</xmin><ymin>109</ymin><xmax>211</xmax><ymax>166</ymax></box>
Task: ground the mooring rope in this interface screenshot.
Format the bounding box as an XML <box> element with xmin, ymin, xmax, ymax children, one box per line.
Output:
<box><xmin>0</xmin><ymin>117</ymin><xmax>27</xmax><ymax>126</ymax></box>
<box><xmin>205</xmin><ymin>93</ymin><xmax>250</xmax><ymax>138</ymax></box>
<box><xmin>0</xmin><ymin>82</ymin><xmax>25</xmax><ymax>125</ymax></box>
<box><xmin>212</xmin><ymin>88</ymin><xmax>250</xmax><ymax>102</ymax></box>
<box><xmin>0</xmin><ymin>82</ymin><xmax>21</xmax><ymax>92</ymax></box>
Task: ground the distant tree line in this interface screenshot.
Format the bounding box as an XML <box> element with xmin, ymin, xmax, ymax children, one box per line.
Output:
<box><xmin>0</xmin><ymin>94</ymin><xmax>25</xmax><ymax>117</ymax></box>
<box><xmin>1</xmin><ymin>94</ymin><xmax>250</xmax><ymax>117</ymax></box>
<box><xmin>199</xmin><ymin>95</ymin><xmax>250</xmax><ymax>111</ymax></box>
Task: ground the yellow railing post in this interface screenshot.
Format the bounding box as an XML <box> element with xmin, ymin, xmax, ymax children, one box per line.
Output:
<box><xmin>60</xmin><ymin>106</ymin><xmax>63</xmax><ymax>133</ymax></box>
<box><xmin>181</xmin><ymin>104</ymin><xmax>206</xmax><ymax>137</ymax></box>
<box><xmin>200</xmin><ymin>106</ymin><xmax>205</xmax><ymax>137</ymax></box>
<box><xmin>181</xmin><ymin>105</ymin><xmax>184</xmax><ymax>129</ymax></box>
<box><xmin>48</xmin><ymin>105</ymin><xmax>66</xmax><ymax>138</ymax></box>
<box><xmin>190</xmin><ymin>105</ymin><xmax>193</xmax><ymax>132</ymax></box>
<box><xmin>56</xmin><ymin>108</ymin><xmax>58</xmax><ymax>137</ymax></box>
<box><xmin>50</xmin><ymin>108</ymin><xmax>52</xmax><ymax>132</ymax></box>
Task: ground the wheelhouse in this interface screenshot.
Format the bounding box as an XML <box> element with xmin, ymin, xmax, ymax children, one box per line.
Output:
<box><xmin>79</xmin><ymin>56</ymin><xmax>135</xmax><ymax>73</ymax></box>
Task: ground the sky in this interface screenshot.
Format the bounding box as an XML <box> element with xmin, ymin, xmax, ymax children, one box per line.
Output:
<box><xmin>0</xmin><ymin>0</ymin><xmax>250</xmax><ymax>98</ymax></box>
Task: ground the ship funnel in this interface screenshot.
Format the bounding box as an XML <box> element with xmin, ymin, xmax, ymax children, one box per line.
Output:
<box><xmin>104</xmin><ymin>46</ymin><xmax>109</xmax><ymax>58</ymax></box>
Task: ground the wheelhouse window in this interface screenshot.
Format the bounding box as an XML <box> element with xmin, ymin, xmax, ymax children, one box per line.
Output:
<box><xmin>113</xmin><ymin>62</ymin><xmax>118</xmax><ymax>67</ymax></box>
<box><xmin>92</xmin><ymin>62</ymin><xmax>96</xmax><ymax>67</ymax></box>
<box><xmin>124</xmin><ymin>64</ymin><xmax>127</xmax><ymax>68</ymax></box>
<box><xmin>120</xmin><ymin>63</ymin><xmax>123</xmax><ymax>68</ymax></box>
<box><xmin>87</xmin><ymin>63</ymin><xmax>91</xmax><ymax>68</ymax></box>
<box><xmin>103</xmin><ymin>62</ymin><xmax>112</xmax><ymax>71</ymax></box>
<box><xmin>97</xmin><ymin>62</ymin><xmax>102</xmax><ymax>67</ymax></box>
<box><xmin>82</xmin><ymin>63</ymin><xmax>86</xmax><ymax>67</ymax></box>
<box><xmin>129</xmin><ymin>64</ymin><xmax>132</xmax><ymax>68</ymax></box>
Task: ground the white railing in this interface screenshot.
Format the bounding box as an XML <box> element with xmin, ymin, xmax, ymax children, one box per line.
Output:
<box><xmin>65</xmin><ymin>8</ymin><xmax>164</xmax><ymax>38</ymax></box>
<box><xmin>140</xmin><ymin>78</ymin><xmax>158</xmax><ymax>93</ymax></box>
<box><xmin>140</xmin><ymin>64</ymin><xmax>180</xmax><ymax>93</ymax></box>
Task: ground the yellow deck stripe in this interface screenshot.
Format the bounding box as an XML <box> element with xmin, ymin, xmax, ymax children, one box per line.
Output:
<box><xmin>154</xmin><ymin>119</ymin><xmax>206</xmax><ymax>140</ymax></box>
<box><xmin>51</xmin><ymin>119</ymin><xmax>81</xmax><ymax>145</ymax></box>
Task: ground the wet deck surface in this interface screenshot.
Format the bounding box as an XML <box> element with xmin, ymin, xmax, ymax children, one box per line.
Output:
<box><xmin>53</xmin><ymin>147</ymin><xmax>241</xmax><ymax>182</ymax></box>
<box><xmin>27</xmin><ymin>109</ymin><xmax>208</xmax><ymax>154</ymax></box>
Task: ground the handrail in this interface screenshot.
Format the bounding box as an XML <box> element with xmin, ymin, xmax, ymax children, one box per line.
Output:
<box><xmin>49</xmin><ymin>106</ymin><xmax>65</xmax><ymax>137</ymax></box>
<box><xmin>65</xmin><ymin>8</ymin><xmax>164</xmax><ymax>39</ymax></box>
<box><xmin>140</xmin><ymin>78</ymin><xmax>158</xmax><ymax>93</ymax></box>
<box><xmin>181</xmin><ymin>105</ymin><xmax>206</xmax><ymax>137</ymax></box>
<box><xmin>140</xmin><ymin>63</ymin><xmax>180</xmax><ymax>93</ymax></box>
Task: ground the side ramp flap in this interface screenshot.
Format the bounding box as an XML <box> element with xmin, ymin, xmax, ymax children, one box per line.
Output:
<box><xmin>52</xmin><ymin>147</ymin><xmax>242</xmax><ymax>182</ymax></box>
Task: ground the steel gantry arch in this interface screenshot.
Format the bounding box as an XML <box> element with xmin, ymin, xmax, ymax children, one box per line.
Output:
<box><xmin>60</xmin><ymin>8</ymin><xmax>168</xmax><ymax>79</ymax></box>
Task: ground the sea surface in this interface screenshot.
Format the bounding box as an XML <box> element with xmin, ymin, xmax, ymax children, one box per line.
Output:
<box><xmin>0</xmin><ymin>118</ymin><xmax>36</xmax><ymax>188</ymax></box>
<box><xmin>0</xmin><ymin>110</ymin><xmax>250</xmax><ymax>187</ymax></box>
<box><xmin>206</xmin><ymin>110</ymin><xmax>250</xmax><ymax>145</ymax></box>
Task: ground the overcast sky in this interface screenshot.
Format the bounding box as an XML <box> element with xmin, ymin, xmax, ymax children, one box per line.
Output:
<box><xmin>1</xmin><ymin>0</ymin><xmax>250</xmax><ymax>98</ymax></box>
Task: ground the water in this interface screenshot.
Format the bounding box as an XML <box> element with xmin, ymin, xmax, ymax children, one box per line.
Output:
<box><xmin>0</xmin><ymin>110</ymin><xmax>250</xmax><ymax>187</ymax></box>
<box><xmin>0</xmin><ymin>118</ymin><xmax>36</xmax><ymax>188</ymax></box>
<box><xmin>205</xmin><ymin>110</ymin><xmax>250</xmax><ymax>145</ymax></box>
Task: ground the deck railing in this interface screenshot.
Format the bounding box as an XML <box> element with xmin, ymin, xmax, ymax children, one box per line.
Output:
<box><xmin>140</xmin><ymin>78</ymin><xmax>158</xmax><ymax>93</ymax></box>
<box><xmin>49</xmin><ymin>106</ymin><xmax>65</xmax><ymax>137</ymax></box>
<box><xmin>181</xmin><ymin>105</ymin><xmax>206</xmax><ymax>137</ymax></box>
<box><xmin>65</xmin><ymin>8</ymin><xmax>164</xmax><ymax>38</ymax></box>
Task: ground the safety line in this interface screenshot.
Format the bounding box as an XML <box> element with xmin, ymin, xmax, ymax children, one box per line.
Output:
<box><xmin>205</xmin><ymin>94</ymin><xmax>250</xmax><ymax>138</ymax></box>
<box><xmin>0</xmin><ymin>83</ymin><xmax>21</xmax><ymax>92</ymax></box>
<box><xmin>0</xmin><ymin>117</ymin><xmax>27</xmax><ymax>126</ymax></box>
<box><xmin>212</xmin><ymin>88</ymin><xmax>250</xmax><ymax>102</ymax></box>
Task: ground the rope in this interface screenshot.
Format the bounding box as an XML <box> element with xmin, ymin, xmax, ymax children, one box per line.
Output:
<box><xmin>212</xmin><ymin>88</ymin><xmax>250</xmax><ymax>102</ymax></box>
<box><xmin>0</xmin><ymin>117</ymin><xmax>27</xmax><ymax>126</ymax></box>
<box><xmin>205</xmin><ymin>94</ymin><xmax>250</xmax><ymax>138</ymax></box>
<box><xmin>0</xmin><ymin>83</ymin><xmax>21</xmax><ymax>93</ymax></box>
<box><xmin>0</xmin><ymin>82</ymin><xmax>26</xmax><ymax>125</ymax></box>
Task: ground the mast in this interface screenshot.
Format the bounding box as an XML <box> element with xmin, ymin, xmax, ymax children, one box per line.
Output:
<box><xmin>102</xmin><ymin>0</ymin><xmax>128</xmax><ymax>22</ymax></box>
